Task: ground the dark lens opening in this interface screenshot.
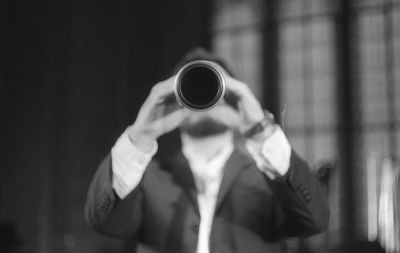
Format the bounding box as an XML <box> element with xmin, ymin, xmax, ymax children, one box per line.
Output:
<box><xmin>180</xmin><ymin>66</ymin><xmax>220</xmax><ymax>109</ymax></box>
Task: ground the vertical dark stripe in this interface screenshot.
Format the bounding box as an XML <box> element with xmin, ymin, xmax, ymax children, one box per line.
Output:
<box><xmin>262</xmin><ymin>0</ymin><xmax>280</xmax><ymax>121</ymax></box>
<box><xmin>335</xmin><ymin>0</ymin><xmax>355</xmax><ymax>251</ymax></box>
<box><xmin>302</xmin><ymin>0</ymin><xmax>315</xmax><ymax>161</ymax></box>
<box><xmin>202</xmin><ymin>0</ymin><xmax>213</xmax><ymax>51</ymax></box>
<box><xmin>0</xmin><ymin>0</ymin><xmax>7</xmax><ymax>160</ymax></box>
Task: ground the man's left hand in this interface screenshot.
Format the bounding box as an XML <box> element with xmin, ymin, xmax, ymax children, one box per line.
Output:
<box><xmin>224</xmin><ymin>75</ymin><xmax>266</xmax><ymax>133</ymax></box>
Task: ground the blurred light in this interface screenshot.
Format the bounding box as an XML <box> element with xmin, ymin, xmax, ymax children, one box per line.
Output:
<box><xmin>378</xmin><ymin>158</ymin><xmax>400</xmax><ymax>253</ymax></box>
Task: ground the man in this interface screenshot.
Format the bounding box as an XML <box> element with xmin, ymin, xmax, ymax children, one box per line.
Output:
<box><xmin>85</xmin><ymin>49</ymin><xmax>330</xmax><ymax>253</ymax></box>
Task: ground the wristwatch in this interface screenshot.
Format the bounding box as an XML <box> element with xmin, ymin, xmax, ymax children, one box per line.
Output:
<box><xmin>244</xmin><ymin>110</ymin><xmax>276</xmax><ymax>139</ymax></box>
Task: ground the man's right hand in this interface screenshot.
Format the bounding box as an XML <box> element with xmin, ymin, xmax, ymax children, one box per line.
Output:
<box><xmin>127</xmin><ymin>76</ymin><xmax>189</xmax><ymax>153</ymax></box>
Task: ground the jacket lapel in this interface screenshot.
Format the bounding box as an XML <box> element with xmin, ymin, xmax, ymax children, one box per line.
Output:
<box><xmin>169</xmin><ymin>153</ymin><xmax>200</xmax><ymax>214</ymax></box>
<box><xmin>168</xmin><ymin>146</ymin><xmax>254</xmax><ymax>215</ymax></box>
<box><xmin>214</xmin><ymin>146</ymin><xmax>253</xmax><ymax>213</ymax></box>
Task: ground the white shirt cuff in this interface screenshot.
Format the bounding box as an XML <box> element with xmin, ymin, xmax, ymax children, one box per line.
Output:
<box><xmin>246</xmin><ymin>126</ymin><xmax>291</xmax><ymax>179</ymax></box>
<box><xmin>111</xmin><ymin>130</ymin><xmax>158</xmax><ymax>199</ymax></box>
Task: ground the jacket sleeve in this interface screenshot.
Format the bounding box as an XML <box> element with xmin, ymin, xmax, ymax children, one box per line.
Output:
<box><xmin>269</xmin><ymin>151</ymin><xmax>330</xmax><ymax>238</ymax></box>
<box><xmin>84</xmin><ymin>154</ymin><xmax>146</xmax><ymax>238</ymax></box>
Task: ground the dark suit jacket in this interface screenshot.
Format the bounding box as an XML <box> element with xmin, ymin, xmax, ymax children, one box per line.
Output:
<box><xmin>85</xmin><ymin>145</ymin><xmax>330</xmax><ymax>253</ymax></box>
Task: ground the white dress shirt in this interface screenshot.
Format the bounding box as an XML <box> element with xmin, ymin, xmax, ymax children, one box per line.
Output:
<box><xmin>181</xmin><ymin>132</ymin><xmax>234</xmax><ymax>253</ymax></box>
<box><xmin>111</xmin><ymin>126</ymin><xmax>291</xmax><ymax>253</ymax></box>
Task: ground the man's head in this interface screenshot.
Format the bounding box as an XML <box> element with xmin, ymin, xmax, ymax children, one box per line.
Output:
<box><xmin>172</xmin><ymin>48</ymin><xmax>235</xmax><ymax>77</ymax></box>
<box><xmin>173</xmin><ymin>48</ymin><xmax>240</xmax><ymax>138</ymax></box>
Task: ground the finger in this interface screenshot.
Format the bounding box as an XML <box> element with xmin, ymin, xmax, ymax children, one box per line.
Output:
<box><xmin>149</xmin><ymin>76</ymin><xmax>176</xmax><ymax>102</ymax></box>
<box><xmin>160</xmin><ymin>92</ymin><xmax>177</xmax><ymax>106</ymax></box>
<box><xmin>140</xmin><ymin>76</ymin><xmax>176</xmax><ymax>114</ymax></box>
<box><xmin>225</xmin><ymin>77</ymin><xmax>262</xmax><ymax>109</ymax></box>
<box><xmin>225</xmin><ymin>76</ymin><xmax>249</xmax><ymax>96</ymax></box>
<box><xmin>224</xmin><ymin>78</ymin><xmax>265</xmax><ymax>125</ymax></box>
<box><xmin>155</xmin><ymin>108</ymin><xmax>190</xmax><ymax>134</ymax></box>
<box><xmin>159</xmin><ymin>99</ymin><xmax>183</xmax><ymax>117</ymax></box>
<box><xmin>223</xmin><ymin>90</ymin><xmax>240</xmax><ymax>110</ymax></box>
<box><xmin>148</xmin><ymin>100</ymin><xmax>183</xmax><ymax>123</ymax></box>
<box><xmin>222</xmin><ymin>77</ymin><xmax>251</xmax><ymax>111</ymax></box>
<box><xmin>215</xmin><ymin>104</ymin><xmax>240</xmax><ymax>128</ymax></box>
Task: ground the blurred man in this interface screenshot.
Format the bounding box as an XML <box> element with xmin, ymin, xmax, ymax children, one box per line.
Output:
<box><xmin>85</xmin><ymin>49</ymin><xmax>330</xmax><ymax>253</ymax></box>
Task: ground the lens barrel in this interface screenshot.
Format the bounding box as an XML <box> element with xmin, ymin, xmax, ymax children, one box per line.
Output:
<box><xmin>174</xmin><ymin>60</ymin><xmax>225</xmax><ymax>111</ymax></box>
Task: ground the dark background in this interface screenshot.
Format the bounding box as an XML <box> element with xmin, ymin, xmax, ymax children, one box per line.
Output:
<box><xmin>0</xmin><ymin>0</ymin><xmax>211</xmax><ymax>252</ymax></box>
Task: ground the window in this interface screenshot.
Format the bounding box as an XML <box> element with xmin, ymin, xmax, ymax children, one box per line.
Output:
<box><xmin>211</xmin><ymin>0</ymin><xmax>400</xmax><ymax>251</ymax></box>
<box><xmin>212</xmin><ymin>0</ymin><xmax>264</xmax><ymax>101</ymax></box>
<box><xmin>351</xmin><ymin>0</ymin><xmax>400</xmax><ymax>242</ymax></box>
<box><xmin>277</xmin><ymin>0</ymin><xmax>339</xmax><ymax>247</ymax></box>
